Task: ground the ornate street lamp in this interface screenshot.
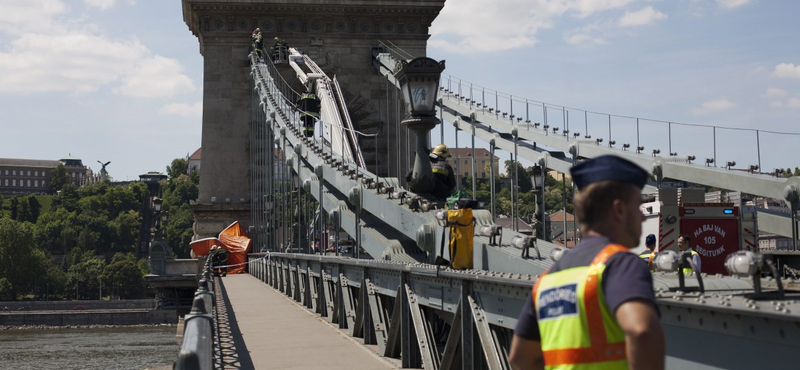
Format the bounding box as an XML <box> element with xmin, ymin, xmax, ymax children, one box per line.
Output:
<box><xmin>530</xmin><ymin>164</ymin><xmax>547</xmax><ymax>241</ymax></box>
<box><xmin>149</xmin><ymin>197</ymin><xmax>167</xmax><ymax>274</ymax></box>
<box><xmin>530</xmin><ymin>164</ymin><xmax>544</xmax><ymax>191</ymax></box>
<box><xmin>395</xmin><ymin>57</ymin><xmax>446</xmax><ymax>194</ymax></box>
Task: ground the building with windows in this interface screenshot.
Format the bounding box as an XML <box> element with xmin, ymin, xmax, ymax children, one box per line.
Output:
<box><xmin>187</xmin><ymin>148</ymin><xmax>201</xmax><ymax>174</ymax></box>
<box><xmin>443</xmin><ymin>148</ymin><xmax>499</xmax><ymax>180</ymax></box>
<box><xmin>0</xmin><ymin>156</ymin><xmax>90</xmax><ymax>196</ymax></box>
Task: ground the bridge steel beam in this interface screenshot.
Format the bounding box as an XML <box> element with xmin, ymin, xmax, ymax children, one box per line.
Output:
<box><xmin>252</xmin><ymin>55</ymin><xmax>557</xmax><ymax>274</ymax></box>
<box><xmin>376</xmin><ymin>52</ymin><xmax>800</xmax><ymax>239</ymax></box>
<box><xmin>248</xmin><ymin>253</ymin><xmax>800</xmax><ymax>370</ymax></box>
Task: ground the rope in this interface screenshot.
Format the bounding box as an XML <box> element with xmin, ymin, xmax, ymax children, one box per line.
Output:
<box><xmin>211</xmin><ymin>253</ymin><xmax>269</xmax><ymax>270</ymax></box>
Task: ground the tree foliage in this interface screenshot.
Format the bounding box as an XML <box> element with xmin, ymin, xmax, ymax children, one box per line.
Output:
<box><xmin>50</xmin><ymin>163</ymin><xmax>69</xmax><ymax>192</ymax></box>
<box><xmin>0</xmin><ymin>218</ymin><xmax>48</xmax><ymax>299</ymax></box>
<box><xmin>0</xmin><ymin>157</ymin><xmax>198</xmax><ymax>300</ymax></box>
<box><xmin>101</xmin><ymin>253</ymin><xmax>147</xmax><ymax>299</ymax></box>
<box><xmin>66</xmin><ymin>250</ymin><xmax>106</xmax><ymax>300</ymax></box>
<box><xmin>162</xmin><ymin>160</ymin><xmax>200</xmax><ymax>258</ymax></box>
<box><xmin>167</xmin><ymin>158</ymin><xmax>189</xmax><ymax>180</ymax></box>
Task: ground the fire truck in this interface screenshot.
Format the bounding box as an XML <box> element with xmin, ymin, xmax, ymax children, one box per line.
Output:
<box><xmin>657</xmin><ymin>188</ymin><xmax>757</xmax><ymax>275</ymax></box>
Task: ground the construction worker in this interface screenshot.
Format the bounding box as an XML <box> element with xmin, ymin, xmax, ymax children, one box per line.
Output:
<box><xmin>296</xmin><ymin>89</ymin><xmax>320</xmax><ymax>137</ymax></box>
<box><xmin>211</xmin><ymin>245</ymin><xmax>228</xmax><ymax>277</ymax></box>
<box><xmin>271</xmin><ymin>36</ymin><xmax>288</xmax><ymax>63</ymax></box>
<box><xmin>677</xmin><ymin>234</ymin><xmax>701</xmax><ymax>274</ymax></box>
<box><xmin>252</xmin><ymin>29</ymin><xmax>263</xmax><ymax>61</ymax></box>
<box><xmin>430</xmin><ymin>144</ymin><xmax>456</xmax><ymax>201</ymax></box>
<box><xmin>639</xmin><ymin>233</ymin><xmax>656</xmax><ymax>267</ymax></box>
<box><xmin>509</xmin><ymin>155</ymin><xmax>665</xmax><ymax>370</ymax></box>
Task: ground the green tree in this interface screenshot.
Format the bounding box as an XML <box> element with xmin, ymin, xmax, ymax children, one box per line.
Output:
<box><xmin>26</xmin><ymin>195</ymin><xmax>41</xmax><ymax>223</ymax></box>
<box><xmin>162</xmin><ymin>162</ymin><xmax>200</xmax><ymax>258</ymax></box>
<box><xmin>109</xmin><ymin>210</ymin><xmax>142</xmax><ymax>253</ymax></box>
<box><xmin>43</xmin><ymin>263</ymin><xmax>67</xmax><ymax>300</ymax></box>
<box><xmin>66</xmin><ymin>253</ymin><xmax>106</xmax><ymax>300</ymax></box>
<box><xmin>50</xmin><ymin>163</ymin><xmax>69</xmax><ymax>192</ymax></box>
<box><xmin>504</xmin><ymin>160</ymin><xmax>532</xmax><ymax>193</ymax></box>
<box><xmin>0</xmin><ymin>218</ymin><xmax>48</xmax><ymax>299</ymax></box>
<box><xmin>167</xmin><ymin>158</ymin><xmax>189</xmax><ymax>180</ymax></box>
<box><xmin>36</xmin><ymin>207</ymin><xmax>79</xmax><ymax>255</ymax></box>
<box><xmin>101</xmin><ymin>253</ymin><xmax>147</xmax><ymax>299</ymax></box>
<box><xmin>10</xmin><ymin>197</ymin><xmax>18</xmax><ymax>220</ymax></box>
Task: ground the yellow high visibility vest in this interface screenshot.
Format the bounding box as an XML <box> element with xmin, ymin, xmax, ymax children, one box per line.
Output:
<box><xmin>682</xmin><ymin>249</ymin><xmax>700</xmax><ymax>275</ymax></box>
<box><xmin>533</xmin><ymin>244</ymin><xmax>628</xmax><ymax>370</ymax></box>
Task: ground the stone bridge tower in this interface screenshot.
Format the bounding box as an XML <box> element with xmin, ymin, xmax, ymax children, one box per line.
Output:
<box><xmin>182</xmin><ymin>0</ymin><xmax>446</xmax><ymax>239</ymax></box>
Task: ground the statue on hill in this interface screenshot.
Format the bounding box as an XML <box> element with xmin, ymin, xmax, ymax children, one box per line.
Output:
<box><xmin>97</xmin><ymin>160</ymin><xmax>111</xmax><ymax>182</ymax></box>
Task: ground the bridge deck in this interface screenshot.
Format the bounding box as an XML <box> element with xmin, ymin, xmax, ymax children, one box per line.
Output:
<box><xmin>220</xmin><ymin>274</ymin><xmax>400</xmax><ymax>369</ymax></box>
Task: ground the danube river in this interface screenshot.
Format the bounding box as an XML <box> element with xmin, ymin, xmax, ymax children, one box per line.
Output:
<box><xmin>0</xmin><ymin>325</ymin><xmax>179</xmax><ymax>370</ymax></box>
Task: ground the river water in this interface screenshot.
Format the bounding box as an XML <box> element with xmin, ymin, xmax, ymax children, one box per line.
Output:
<box><xmin>0</xmin><ymin>325</ymin><xmax>179</xmax><ymax>370</ymax></box>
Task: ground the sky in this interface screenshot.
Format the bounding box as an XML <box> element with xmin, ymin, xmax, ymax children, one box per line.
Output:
<box><xmin>0</xmin><ymin>0</ymin><xmax>798</xmax><ymax>182</ymax></box>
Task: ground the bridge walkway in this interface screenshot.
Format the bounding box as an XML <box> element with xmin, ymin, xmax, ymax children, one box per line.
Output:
<box><xmin>220</xmin><ymin>274</ymin><xmax>402</xmax><ymax>369</ymax></box>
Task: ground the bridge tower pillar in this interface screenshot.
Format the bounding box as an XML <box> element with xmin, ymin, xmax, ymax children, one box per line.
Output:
<box><xmin>182</xmin><ymin>0</ymin><xmax>446</xmax><ymax>239</ymax></box>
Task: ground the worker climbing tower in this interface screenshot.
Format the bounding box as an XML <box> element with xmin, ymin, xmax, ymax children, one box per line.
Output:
<box><xmin>182</xmin><ymin>0</ymin><xmax>446</xmax><ymax>239</ymax></box>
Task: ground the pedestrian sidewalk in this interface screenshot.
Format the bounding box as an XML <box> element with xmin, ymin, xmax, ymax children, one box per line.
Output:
<box><xmin>219</xmin><ymin>274</ymin><xmax>399</xmax><ymax>369</ymax></box>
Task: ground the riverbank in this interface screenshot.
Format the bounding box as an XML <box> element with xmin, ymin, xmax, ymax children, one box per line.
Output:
<box><xmin>0</xmin><ymin>299</ymin><xmax>176</xmax><ymax>326</ymax></box>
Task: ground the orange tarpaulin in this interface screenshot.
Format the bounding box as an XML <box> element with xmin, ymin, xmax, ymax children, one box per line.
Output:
<box><xmin>189</xmin><ymin>221</ymin><xmax>252</xmax><ymax>274</ymax></box>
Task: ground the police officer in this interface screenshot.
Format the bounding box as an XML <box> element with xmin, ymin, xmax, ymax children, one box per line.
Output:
<box><xmin>639</xmin><ymin>233</ymin><xmax>656</xmax><ymax>266</ymax></box>
<box><xmin>677</xmin><ymin>234</ymin><xmax>701</xmax><ymax>274</ymax></box>
<box><xmin>430</xmin><ymin>144</ymin><xmax>456</xmax><ymax>200</ymax></box>
<box><xmin>509</xmin><ymin>155</ymin><xmax>665</xmax><ymax>370</ymax></box>
<box><xmin>296</xmin><ymin>90</ymin><xmax>320</xmax><ymax>137</ymax></box>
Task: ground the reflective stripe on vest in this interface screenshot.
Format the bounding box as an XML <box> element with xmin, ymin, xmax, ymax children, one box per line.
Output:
<box><xmin>431</xmin><ymin>160</ymin><xmax>448</xmax><ymax>175</ymax></box>
<box><xmin>682</xmin><ymin>250</ymin><xmax>699</xmax><ymax>274</ymax></box>
<box><xmin>532</xmin><ymin>244</ymin><xmax>629</xmax><ymax>369</ymax></box>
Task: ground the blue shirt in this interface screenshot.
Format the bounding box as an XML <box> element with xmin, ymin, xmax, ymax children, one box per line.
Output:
<box><xmin>514</xmin><ymin>236</ymin><xmax>658</xmax><ymax>341</ymax></box>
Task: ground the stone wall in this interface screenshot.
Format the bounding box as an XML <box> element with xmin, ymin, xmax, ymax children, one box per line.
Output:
<box><xmin>182</xmin><ymin>0</ymin><xmax>446</xmax><ymax>238</ymax></box>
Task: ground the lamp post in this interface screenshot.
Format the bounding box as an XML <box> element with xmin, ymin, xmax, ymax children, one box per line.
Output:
<box><xmin>149</xmin><ymin>197</ymin><xmax>168</xmax><ymax>274</ymax></box>
<box><xmin>530</xmin><ymin>164</ymin><xmax>545</xmax><ymax>241</ymax></box>
<box><xmin>394</xmin><ymin>57</ymin><xmax>446</xmax><ymax>194</ymax></box>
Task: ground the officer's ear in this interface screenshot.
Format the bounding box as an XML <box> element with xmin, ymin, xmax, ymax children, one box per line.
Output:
<box><xmin>609</xmin><ymin>198</ymin><xmax>627</xmax><ymax>223</ymax></box>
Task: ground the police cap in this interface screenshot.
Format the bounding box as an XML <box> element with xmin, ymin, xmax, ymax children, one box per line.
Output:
<box><xmin>646</xmin><ymin>234</ymin><xmax>656</xmax><ymax>245</ymax></box>
<box><xmin>570</xmin><ymin>155</ymin><xmax>647</xmax><ymax>190</ymax></box>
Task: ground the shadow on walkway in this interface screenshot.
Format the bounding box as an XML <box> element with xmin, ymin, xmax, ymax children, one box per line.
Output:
<box><xmin>217</xmin><ymin>278</ymin><xmax>254</xmax><ymax>370</ymax></box>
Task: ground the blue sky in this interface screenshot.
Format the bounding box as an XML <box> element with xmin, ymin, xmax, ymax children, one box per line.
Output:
<box><xmin>0</xmin><ymin>0</ymin><xmax>798</xmax><ymax>181</ymax></box>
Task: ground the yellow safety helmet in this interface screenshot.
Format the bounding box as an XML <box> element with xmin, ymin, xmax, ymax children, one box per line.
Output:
<box><xmin>432</xmin><ymin>144</ymin><xmax>451</xmax><ymax>158</ymax></box>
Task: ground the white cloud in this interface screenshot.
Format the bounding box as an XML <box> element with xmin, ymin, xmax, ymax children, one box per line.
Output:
<box><xmin>762</xmin><ymin>88</ymin><xmax>787</xmax><ymax>98</ymax></box>
<box><xmin>0</xmin><ymin>2</ymin><xmax>195</xmax><ymax>96</ymax></box>
<box><xmin>787</xmin><ymin>97</ymin><xmax>800</xmax><ymax>108</ymax></box>
<box><xmin>0</xmin><ymin>0</ymin><xmax>69</xmax><ymax>35</ymax></box>
<box><xmin>770</xmin><ymin>101</ymin><xmax>784</xmax><ymax>108</ymax></box>
<box><xmin>772</xmin><ymin>63</ymin><xmax>800</xmax><ymax>79</ymax></box>
<box><xmin>692</xmin><ymin>98</ymin><xmax>736</xmax><ymax>115</ymax></box>
<box><xmin>114</xmin><ymin>56</ymin><xmax>196</xmax><ymax>97</ymax></box>
<box><xmin>619</xmin><ymin>6</ymin><xmax>667</xmax><ymax>27</ymax></box>
<box><xmin>564</xmin><ymin>22</ymin><xmax>609</xmax><ymax>45</ymax></box>
<box><xmin>430</xmin><ymin>0</ymin><xmax>635</xmax><ymax>53</ymax></box>
<box><xmin>716</xmin><ymin>0</ymin><xmax>754</xmax><ymax>9</ymax></box>
<box><xmin>159</xmin><ymin>102</ymin><xmax>203</xmax><ymax>118</ymax></box>
<box><xmin>84</xmin><ymin>0</ymin><xmax>115</xmax><ymax>10</ymax></box>
<box><xmin>0</xmin><ymin>32</ymin><xmax>148</xmax><ymax>93</ymax></box>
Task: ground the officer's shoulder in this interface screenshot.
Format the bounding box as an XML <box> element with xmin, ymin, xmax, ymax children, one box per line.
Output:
<box><xmin>606</xmin><ymin>250</ymin><xmax>650</xmax><ymax>270</ymax></box>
